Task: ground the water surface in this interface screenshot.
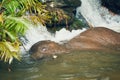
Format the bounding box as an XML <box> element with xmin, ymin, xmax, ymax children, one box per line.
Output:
<box><xmin>0</xmin><ymin>51</ymin><xmax>120</xmax><ymax>80</ymax></box>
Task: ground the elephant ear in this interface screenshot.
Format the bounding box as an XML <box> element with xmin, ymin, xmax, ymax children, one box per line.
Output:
<box><xmin>0</xmin><ymin>41</ymin><xmax>21</xmax><ymax>64</ymax></box>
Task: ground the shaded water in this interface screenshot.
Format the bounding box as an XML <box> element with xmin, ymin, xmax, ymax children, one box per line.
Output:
<box><xmin>0</xmin><ymin>51</ymin><xmax>120</xmax><ymax>80</ymax></box>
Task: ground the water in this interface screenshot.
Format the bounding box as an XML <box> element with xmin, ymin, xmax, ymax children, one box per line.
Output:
<box><xmin>76</xmin><ymin>0</ymin><xmax>120</xmax><ymax>32</ymax></box>
<box><xmin>0</xmin><ymin>51</ymin><xmax>120</xmax><ymax>80</ymax></box>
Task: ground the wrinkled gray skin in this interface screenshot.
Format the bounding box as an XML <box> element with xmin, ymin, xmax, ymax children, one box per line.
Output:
<box><xmin>29</xmin><ymin>27</ymin><xmax>120</xmax><ymax>60</ymax></box>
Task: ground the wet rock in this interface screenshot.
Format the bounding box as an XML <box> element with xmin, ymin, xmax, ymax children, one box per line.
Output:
<box><xmin>43</xmin><ymin>0</ymin><xmax>82</xmax><ymax>30</ymax></box>
<box><xmin>101</xmin><ymin>0</ymin><xmax>120</xmax><ymax>14</ymax></box>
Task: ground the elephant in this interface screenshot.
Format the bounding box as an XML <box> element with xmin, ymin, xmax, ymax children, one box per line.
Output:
<box><xmin>29</xmin><ymin>27</ymin><xmax>120</xmax><ymax>60</ymax></box>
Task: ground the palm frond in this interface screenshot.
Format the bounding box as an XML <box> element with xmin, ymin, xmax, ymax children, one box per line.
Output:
<box><xmin>0</xmin><ymin>41</ymin><xmax>20</xmax><ymax>64</ymax></box>
<box><xmin>16</xmin><ymin>0</ymin><xmax>37</xmax><ymax>15</ymax></box>
<box><xmin>0</xmin><ymin>13</ymin><xmax>3</xmax><ymax>22</ymax></box>
<box><xmin>30</xmin><ymin>2</ymin><xmax>51</xmax><ymax>24</ymax></box>
<box><xmin>4</xmin><ymin>16</ymin><xmax>29</xmax><ymax>35</ymax></box>
<box><xmin>2</xmin><ymin>0</ymin><xmax>20</xmax><ymax>15</ymax></box>
<box><xmin>2</xmin><ymin>0</ymin><xmax>51</xmax><ymax>24</ymax></box>
<box><xmin>2</xmin><ymin>0</ymin><xmax>38</xmax><ymax>15</ymax></box>
<box><xmin>4</xmin><ymin>29</ymin><xmax>17</xmax><ymax>42</ymax></box>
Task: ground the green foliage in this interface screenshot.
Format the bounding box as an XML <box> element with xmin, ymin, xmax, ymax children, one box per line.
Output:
<box><xmin>0</xmin><ymin>41</ymin><xmax>20</xmax><ymax>64</ymax></box>
<box><xmin>48</xmin><ymin>8</ymin><xmax>69</xmax><ymax>25</ymax></box>
<box><xmin>4</xmin><ymin>16</ymin><xmax>29</xmax><ymax>35</ymax></box>
<box><xmin>0</xmin><ymin>0</ymin><xmax>52</xmax><ymax>63</ymax></box>
<box><xmin>51</xmin><ymin>9</ymin><xmax>68</xmax><ymax>22</ymax></box>
<box><xmin>0</xmin><ymin>19</ymin><xmax>22</xmax><ymax>63</ymax></box>
<box><xmin>70</xmin><ymin>18</ymin><xmax>84</xmax><ymax>30</ymax></box>
<box><xmin>2</xmin><ymin>0</ymin><xmax>20</xmax><ymax>15</ymax></box>
<box><xmin>1</xmin><ymin>0</ymin><xmax>51</xmax><ymax>24</ymax></box>
<box><xmin>0</xmin><ymin>16</ymin><xmax>29</xmax><ymax>42</ymax></box>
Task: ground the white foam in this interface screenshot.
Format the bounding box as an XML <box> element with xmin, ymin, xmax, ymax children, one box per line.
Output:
<box><xmin>77</xmin><ymin>0</ymin><xmax>120</xmax><ymax>32</ymax></box>
<box><xmin>51</xmin><ymin>28</ymin><xmax>86</xmax><ymax>43</ymax></box>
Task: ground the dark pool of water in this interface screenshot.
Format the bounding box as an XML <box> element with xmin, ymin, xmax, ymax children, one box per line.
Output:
<box><xmin>0</xmin><ymin>51</ymin><xmax>120</xmax><ymax>80</ymax></box>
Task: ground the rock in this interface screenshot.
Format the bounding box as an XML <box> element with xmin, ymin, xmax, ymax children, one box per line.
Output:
<box><xmin>101</xmin><ymin>0</ymin><xmax>120</xmax><ymax>14</ymax></box>
<box><xmin>41</xmin><ymin>0</ymin><xmax>81</xmax><ymax>9</ymax></box>
<box><xmin>29</xmin><ymin>27</ymin><xmax>120</xmax><ymax>60</ymax></box>
<box><xmin>44</xmin><ymin>0</ymin><xmax>82</xmax><ymax>30</ymax></box>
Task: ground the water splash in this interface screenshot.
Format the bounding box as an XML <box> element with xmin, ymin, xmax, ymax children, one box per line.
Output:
<box><xmin>76</xmin><ymin>0</ymin><xmax>120</xmax><ymax>32</ymax></box>
<box><xmin>51</xmin><ymin>28</ymin><xmax>86</xmax><ymax>43</ymax></box>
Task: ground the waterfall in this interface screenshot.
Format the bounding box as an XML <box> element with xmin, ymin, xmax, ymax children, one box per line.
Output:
<box><xmin>76</xmin><ymin>0</ymin><xmax>120</xmax><ymax>32</ymax></box>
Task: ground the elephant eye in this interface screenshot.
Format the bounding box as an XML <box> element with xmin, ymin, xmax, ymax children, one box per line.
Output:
<box><xmin>41</xmin><ymin>47</ymin><xmax>47</xmax><ymax>52</ymax></box>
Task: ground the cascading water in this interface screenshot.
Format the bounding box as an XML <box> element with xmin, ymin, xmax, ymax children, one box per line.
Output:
<box><xmin>76</xmin><ymin>0</ymin><xmax>120</xmax><ymax>32</ymax></box>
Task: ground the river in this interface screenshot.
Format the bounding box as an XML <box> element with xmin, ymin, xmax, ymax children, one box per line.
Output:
<box><xmin>0</xmin><ymin>51</ymin><xmax>120</xmax><ymax>80</ymax></box>
<box><xmin>0</xmin><ymin>0</ymin><xmax>120</xmax><ymax>80</ymax></box>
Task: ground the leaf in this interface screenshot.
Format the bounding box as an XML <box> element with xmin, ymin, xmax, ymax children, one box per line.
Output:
<box><xmin>0</xmin><ymin>14</ymin><xmax>3</xmax><ymax>22</ymax></box>
<box><xmin>0</xmin><ymin>41</ymin><xmax>21</xmax><ymax>64</ymax></box>
<box><xmin>4</xmin><ymin>30</ymin><xmax>16</xmax><ymax>42</ymax></box>
<box><xmin>2</xmin><ymin>0</ymin><xmax>20</xmax><ymax>15</ymax></box>
<box><xmin>4</xmin><ymin>16</ymin><xmax>29</xmax><ymax>35</ymax></box>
